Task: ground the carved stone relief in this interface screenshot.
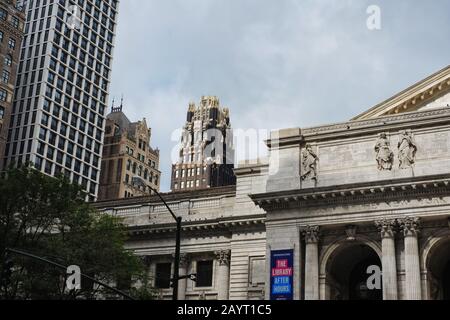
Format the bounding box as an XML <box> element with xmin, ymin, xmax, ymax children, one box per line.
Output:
<box><xmin>375</xmin><ymin>133</ymin><xmax>394</xmax><ymax>171</ymax></box>
<box><xmin>398</xmin><ymin>129</ymin><xmax>417</xmax><ymax>169</ymax></box>
<box><xmin>301</xmin><ymin>144</ymin><xmax>319</xmax><ymax>181</ymax></box>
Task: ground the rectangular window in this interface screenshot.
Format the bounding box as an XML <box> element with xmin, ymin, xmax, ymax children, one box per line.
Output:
<box><xmin>196</xmin><ymin>261</ymin><xmax>213</xmax><ymax>287</ymax></box>
<box><xmin>155</xmin><ymin>263</ymin><xmax>171</xmax><ymax>289</ymax></box>
<box><xmin>0</xmin><ymin>89</ymin><xmax>7</xmax><ymax>101</ymax></box>
<box><xmin>8</xmin><ymin>38</ymin><xmax>15</xmax><ymax>50</ymax></box>
<box><xmin>2</xmin><ymin>70</ymin><xmax>10</xmax><ymax>83</ymax></box>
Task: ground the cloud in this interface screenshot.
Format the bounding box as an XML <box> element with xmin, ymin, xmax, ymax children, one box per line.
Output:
<box><xmin>110</xmin><ymin>0</ymin><xmax>450</xmax><ymax>191</ymax></box>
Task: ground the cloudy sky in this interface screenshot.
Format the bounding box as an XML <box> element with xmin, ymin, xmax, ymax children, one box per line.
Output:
<box><xmin>109</xmin><ymin>0</ymin><xmax>450</xmax><ymax>191</ymax></box>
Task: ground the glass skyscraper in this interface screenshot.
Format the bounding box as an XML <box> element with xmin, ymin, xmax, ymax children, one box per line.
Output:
<box><xmin>3</xmin><ymin>0</ymin><xmax>119</xmax><ymax>201</ymax></box>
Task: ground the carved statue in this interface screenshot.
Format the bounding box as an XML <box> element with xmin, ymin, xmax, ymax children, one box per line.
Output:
<box><xmin>374</xmin><ymin>133</ymin><xmax>394</xmax><ymax>171</ymax></box>
<box><xmin>301</xmin><ymin>144</ymin><xmax>318</xmax><ymax>181</ymax></box>
<box><xmin>398</xmin><ymin>130</ymin><xmax>417</xmax><ymax>169</ymax></box>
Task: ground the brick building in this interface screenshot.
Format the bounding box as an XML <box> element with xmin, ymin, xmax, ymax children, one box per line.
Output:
<box><xmin>0</xmin><ymin>0</ymin><xmax>24</xmax><ymax>165</ymax></box>
<box><xmin>98</xmin><ymin>103</ymin><xmax>160</xmax><ymax>200</ymax></box>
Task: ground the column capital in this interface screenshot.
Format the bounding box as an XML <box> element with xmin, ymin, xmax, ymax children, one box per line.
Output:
<box><xmin>171</xmin><ymin>253</ymin><xmax>190</xmax><ymax>268</ymax></box>
<box><xmin>303</xmin><ymin>226</ymin><xmax>320</xmax><ymax>244</ymax></box>
<box><xmin>375</xmin><ymin>219</ymin><xmax>397</xmax><ymax>239</ymax></box>
<box><xmin>138</xmin><ymin>255</ymin><xmax>151</xmax><ymax>267</ymax></box>
<box><xmin>179</xmin><ymin>253</ymin><xmax>190</xmax><ymax>268</ymax></box>
<box><xmin>399</xmin><ymin>217</ymin><xmax>421</xmax><ymax>237</ymax></box>
<box><xmin>215</xmin><ymin>250</ymin><xmax>231</xmax><ymax>266</ymax></box>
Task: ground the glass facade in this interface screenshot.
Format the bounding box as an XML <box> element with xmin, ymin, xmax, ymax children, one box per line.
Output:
<box><xmin>4</xmin><ymin>0</ymin><xmax>119</xmax><ymax>201</ymax></box>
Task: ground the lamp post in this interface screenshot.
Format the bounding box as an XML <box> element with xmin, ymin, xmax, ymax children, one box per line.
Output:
<box><xmin>132</xmin><ymin>177</ymin><xmax>181</xmax><ymax>301</ymax></box>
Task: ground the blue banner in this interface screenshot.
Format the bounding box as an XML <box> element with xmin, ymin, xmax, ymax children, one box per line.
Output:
<box><xmin>270</xmin><ymin>249</ymin><xmax>294</xmax><ymax>300</ymax></box>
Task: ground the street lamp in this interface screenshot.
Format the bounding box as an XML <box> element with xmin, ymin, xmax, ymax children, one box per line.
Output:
<box><xmin>132</xmin><ymin>176</ymin><xmax>181</xmax><ymax>301</ymax></box>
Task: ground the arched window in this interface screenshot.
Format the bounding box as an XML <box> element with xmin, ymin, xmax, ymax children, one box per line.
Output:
<box><xmin>4</xmin><ymin>55</ymin><xmax>12</xmax><ymax>67</ymax></box>
<box><xmin>132</xmin><ymin>162</ymin><xmax>137</xmax><ymax>174</ymax></box>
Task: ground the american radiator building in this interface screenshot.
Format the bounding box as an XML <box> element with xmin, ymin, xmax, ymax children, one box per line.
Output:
<box><xmin>94</xmin><ymin>65</ymin><xmax>450</xmax><ymax>300</ymax></box>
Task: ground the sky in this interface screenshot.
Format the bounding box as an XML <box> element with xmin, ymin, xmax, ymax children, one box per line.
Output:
<box><xmin>109</xmin><ymin>0</ymin><xmax>450</xmax><ymax>192</ymax></box>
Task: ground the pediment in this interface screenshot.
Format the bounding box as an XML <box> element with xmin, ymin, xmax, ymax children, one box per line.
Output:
<box><xmin>352</xmin><ymin>65</ymin><xmax>450</xmax><ymax>120</ymax></box>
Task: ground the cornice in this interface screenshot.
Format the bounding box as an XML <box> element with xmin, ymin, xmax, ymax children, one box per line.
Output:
<box><xmin>92</xmin><ymin>185</ymin><xmax>236</xmax><ymax>208</ymax></box>
<box><xmin>250</xmin><ymin>173</ymin><xmax>450</xmax><ymax>211</ymax></box>
<box><xmin>127</xmin><ymin>214</ymin><xmax>266</xmax><ymax>237</ymax></box>
<box><xmin>266</xmin><ymin>107</ymin><xmax>450</xmax><ymax>148</ymax></box>
<box><xmin>302</xmin><ymin>107</ymin><xmax>450</xmax><ymax>138</ymax></box>
<box><xmin>352</xmin><ymin>65</ymin><xmax>450</xmax><ymax>120</ymax></box>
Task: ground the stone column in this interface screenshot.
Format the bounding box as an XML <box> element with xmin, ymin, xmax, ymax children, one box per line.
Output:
<box><xmin>303</xmin><ymin>226</ymin><xmax>320</xmax><ymax>300</ymax></box>
<box><xmin>215</xmin><ymin>250</ymin><xmax>231</xmax><ymax>300</ymax></box>
<box><xmin>400</xmin><ymin>217</ymin><xmax>422</xmax><ymax>300</ymax></box>
<box><xmin>375</xmin><ymin>219</ymin><xmax>398</xmax><ymax>300</ymax></box>
<box><xmin>178</xmin><ymin>254</ymin><xmax>189</xmax><ymax>300</ymax></box>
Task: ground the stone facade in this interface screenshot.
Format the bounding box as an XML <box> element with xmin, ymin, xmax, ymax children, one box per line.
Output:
<box><xmin>252</xmin><ymin>65</ymin><xmax>450</xmax><ymax>300</ymax></box>
<box><xmin>98</xmin><ymin>103</ymin><xmax>160</xmax><ymax>200</ymax></box>
<box><xmin>171</xmin><ymin>96</ymin><xmax>236</xmax><ymax>192</ymax></box>
<box><xmin>0</xmin><ymin>0</ymin><xmax>24</xmax><ymax>166</ymax></box>
<box><xmin>94</xmin><ymin>159</ymin><xmax>267</xmax><ymax>300</ymax></box>
<box><xmin>95</xmin><ymin>66</ymin><xmax>450</xmax><ymax>300</ymax></box>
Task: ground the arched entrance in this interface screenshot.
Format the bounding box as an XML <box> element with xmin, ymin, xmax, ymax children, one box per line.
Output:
<box><xmin>324</xmin><ymin>242</ymin><xmax>382</xmax><ymax>300</ymax></box>
<box><xmin>425</xmin><ymin>236</ymin><xmax>450</xmax><ymax>300</ymax></box>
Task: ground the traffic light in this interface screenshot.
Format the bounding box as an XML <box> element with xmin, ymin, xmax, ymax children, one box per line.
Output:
<box><xmin>0</xmin><ymin>252</ymin><xmax>14</xmax><ymax>288</ymax></box>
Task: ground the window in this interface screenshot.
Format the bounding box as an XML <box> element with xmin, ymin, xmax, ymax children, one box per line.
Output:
<box><xmin>2</xmin><ymin>70</ymin><xmax>10</xmax><ymax>83</ymax></box>
<box><xmin>196</xmin><ymin>261</ymin><xmax>213</xmax><ymax>287</ymax></box>
<box><xmin>0</xmin><ymin>89</ymin><xmax>7</xmax><ymax>101</ymax></box>
<box><xmin>0</xmin><ymin>9</ymin><xmax>7</xmax><ymax>21</ymax></box>
<box><xmin>0</xmin><ymin>31</ymin><xmax>3</xmax><ymax>42</ymax></box>
<box><xmin>8</xmin><ymin>38</ymin><xmax>16</xmax><ymax>50</ymax></box>
<box><xmin>155</xmin><ymin>263</ymin><xmax>171</xmax><ymax>289</ymax></box>
<box><xmin>11</xmin><ymin>17</ymin><xmax>19</xmax><ymax>29</ymax></box>
<box><xmin>4</xmin><ymin>55</ymin><xmax>12</xmax><ymax>67</ymax></box>
<box><xmin>0</xmin><ymin>106</ymin><xmax>4</xmax><ymax>119</ymax></box>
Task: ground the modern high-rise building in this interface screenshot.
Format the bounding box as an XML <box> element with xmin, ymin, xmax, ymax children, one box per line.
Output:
<box><xmin>3</xmin><ymin>0</ymin><xmax>120</xmax><ymax>201</ymax></box>
<box><xmin>98</xmin><ymin>102</ymin><xmax>161</xmax><ymax>201</ymax></box>
<box><xmin>0</xmin><ymin>0</ymin><xmax>25</xmax><ymax>163</ymax></box>
<box><xmin>171</xmin><ymin>96</ymin><xmax>236</xmax><ymax>192</ymax></box>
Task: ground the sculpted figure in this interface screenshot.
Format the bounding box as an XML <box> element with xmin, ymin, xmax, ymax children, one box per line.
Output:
<box><xmin>301</xmin><ymin>144</ymin><xmax>318</xmax><ymax>181</ymax></box>
<box><xmin>375</xmin><ymin>133</ymin><xmax>394</xmax><ymax>171</ymax></box>
<box><xmin>398</xmin><ymin>130</ymin><xmax>417</xmax><ymax>169</ymax></box>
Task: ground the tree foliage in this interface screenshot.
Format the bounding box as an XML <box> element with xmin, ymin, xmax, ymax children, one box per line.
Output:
<box><xmin>0</xmin><ymin>165</ymin><xmax>156</xmax><ymax>300</ymax></box>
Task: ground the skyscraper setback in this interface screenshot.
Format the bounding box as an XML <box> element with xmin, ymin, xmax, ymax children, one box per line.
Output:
<box><xmin>171</xmin><ymin>96</ymin><xmax>236</xmax><ymax>192</ymax></box>
<box><xmin>3</xmin><ymin>0</ymin><xmax>119</xmax><ymax>201</ymax></box>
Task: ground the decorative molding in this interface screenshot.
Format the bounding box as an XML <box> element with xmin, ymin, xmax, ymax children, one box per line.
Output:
<box><xmin>215</xmin><ymin>250</ymin><xmax>231</xmax><ymax>266</ymax></box>
<box><xmin>252</xmin><ymin>174</ymin><xmax>450</xmax><ymax>211</ymax></box>
<box><xmin>302</xmin><ymin>108</ymin><xmax>450</xmax><ymax>137</ymax></box>
<box><xmin>303</xmin><ymin>226</ymin><xmax>320</xmax><ymax>244</ymax></box>
<box><xmin>127</xmin><ymin>215</ymin><xmax>266</xmax><ymax>237</ymax></box>
<box><xmin>179</xmin><ymin>253</ymin><xmax>190</xmax><ymax>268</ymax></box>
<box><xmin>399</xmin><ymin>217</ymin><xmax>421</xmax><ymax>237</ymax></box>
<box><xmin>375</xmin><ymin>219</ymin><xmax>397</xmax><ymax>239</ymax></box>
<box><xmin>345</xmin><ymin>225</ymin><xmax>357</xmax><ymax>241</ymax></box>
<box><xmin>352</xmin><ymin>66</ymin><xmax>450</xmax><ymax>120</ymax></box>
